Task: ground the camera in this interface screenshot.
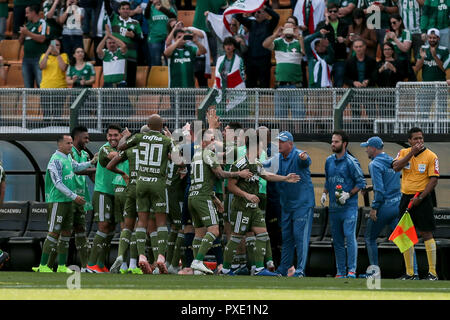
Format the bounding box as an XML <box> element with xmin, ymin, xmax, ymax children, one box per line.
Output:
<box><xmin>183</xmin><ymin>34</ymin><xmax>193</xmax><ymax>41</ymax></box>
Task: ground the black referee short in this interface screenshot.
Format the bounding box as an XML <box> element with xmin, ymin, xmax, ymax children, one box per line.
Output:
<box><xmin>399</xmin><ymin>193</ymin><xmax>435</xmax><ymax>232</ymax></box>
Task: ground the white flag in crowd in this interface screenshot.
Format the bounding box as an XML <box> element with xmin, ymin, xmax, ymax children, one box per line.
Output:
<box><xmin>223</xmin><ymin>0</ymin><xmax>265</xmax><ymax>33</ymax></box>
<box><xmin>207</xmin><ymin>12</ymin><xmax>232</xmax><ymax>42</ymax></box>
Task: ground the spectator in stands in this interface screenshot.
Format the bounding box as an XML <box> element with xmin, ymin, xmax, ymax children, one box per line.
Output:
<box><xmin>413</xmin><ymin>29</ymin><xmax>449</xmax><ymax>118</ymax></box>
<box><xmin>263</xmin><ymin>23</ymin><xmax>305</xmax><ymax>118</ymax></box>
<box><xmin>105</xmin><ymin>0</ymin><xmax>144</xmax><ymax>87</ymax></box>
<box><xmin>79</xmin><ymin>0</ymin><xmax>96</xmax><ymax>38</ymax></box>
<box><xmin>0</xmin><ymin>0</ymin><xmax>8</xmax><ymax>41</ymax></box>
<box><xmin>335</xmin><ymin>0</ymin><xmax>357</xmax><ymax>26</ymax></box>
<box><xmin>385</xmin><ymin>14</ymin><xmax>412</xmax><ymax>62</ymax></box>
<box><xmin>359</xmin><ymin>0</ymin><xmax>399</xmax><ymax>47</ymax></box>
<box><xmin>262</xmin><ymin>131</ymin><xmax>315</xmax><ymax>278</ymax></box>
<box><xmin>321</xmin><ymin>130</ymin><xmax>366</xmax><ymax>278</ymax></box>
<box><xmin>376</xmin><ymin>42</ymin><xmax>406</xmax><ymax>87</ymax></box>
<box><xmin>293</xmin><ymin>0</ymin><xmax>326</xmax><ymax>36</ymax></box>
<box><xmin>59</xmin><ymin>0</ymin><xmax>85</xmax><ymax>56</ymax></box>
<box><xmin>43</xmin><ymin>0</ymin><xmax>63</xmax><ymax>40</ymax></box>
<box><xmin>12</xmin><ymin>0</ymin><xmax>41</xmax><ymax>39</ymax></box>
<box><xmin>235</xmin><ymin>4</ymin><xmax>279</xmax><ymax>88</ymax></box>
<box><xmin>97</xmin><ymin>29</ymin><xmax>128</xmax><ymax>87</ymax></box>
<box><xmin>39</xmin><ymin>39</ymin><xmax>69</xmax><ymax>123</ymax></box>
<box><xmin>346</xmin><ymin>8</ymin><xmax>377</xmax><ymax>58</ymax></box>
<box><xmin>304</xmin><ymin>28</ymin><xmax>335</xmax><ymax>88</ymax></box>
<box><xmin>344</xmin><ymin>38</ymin><xmax>377</xmax><ymax>128</ymax></box>
<box><xmin>420</xmin><ymin>0</ymin><xmax>449</xmax><ymax>49</ymax></box>
<box><xmin>144</xmin><ymin>0</ymin><xmax>177</xmax><ymax>67</ymax></box>
<box><xmin>19</xmin><ymin>4</ymin><xmax>49</xmax><ymax>88</ymax></box>
<box><xmin>66</xmin><ymin>47</ymin><xmax>96</xmax><ymax>88</ymax></box>
<box><xmin>316</xmin><ymin>3</ymin><xmax>349</xmax><ymax>87</ymax></box>
<box><xmin>92</xmin><ymin>1</ymin><xmax>110</xmax><ymax>66</ymax></box>
<box><xmin>176</xmin><ymin>0</ymin><xmax>192</xmax><ymax>10</ymax></box>
<box><xmin>397</xmin><ymin>0</ymin><xmax>424</xmax><ymax>61</ymax></box>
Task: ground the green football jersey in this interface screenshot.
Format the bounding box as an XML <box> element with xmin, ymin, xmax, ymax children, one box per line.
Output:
<box><xmin>112</xmin><ymin>160</ymin><xmax>129</xmax><ymax>186</ymax></box>
<box><xmin>189</xmin><ymin>148</ymin><xmax>220</xmax><ymax>199</ymax></box>
<box><xmin>23</xmin><ymin>19</ymin><xmax>49</xmax><ymax>59</ymax></box>
<box><xmin>118</xmin><ymin>144</ymin><xmax>139</xmax><ymax>186</ymax></box>
<box><xmin>421</xmin><ymin>45</ymin><xmax>449</xmax><ymax>81</ymax></box>
<box><xmin>273</xmin><ymin>38</ymin><xmax>303</xmax><ymax>83</ymax></box>
<box><xmin>94</xmin><ymin>142</ymin><xmax>118</xmax><ymax>195</ymax></box>
<box><xmin>147</xmin><ymin>5</ymin><xmax>177</xmax><ymax>43</ymax></box>
<box><xmin>45</xmin><ymin>152</ymin><xmax>75</xmax><ymax>203</ymax></box>
<box><xmin>167</xmin><ymin>161</ymin><xmax>187</xmax><ymax>194</ymax></box>
<box><xmin>125</xmin><ymin>131</ymin><xmax>175</xmax><ymax>180</ymax></box>
<box><xmin>102</xmin><ymin>48</ymin><xmax>127</xmax><ymax>84</ymax></box>
<box><xmin>168</xmin><ymin>45</ymin><xmax>198</xmax><ymax>88</ymax></box>
<box><xmin>230</xmin><ymin>156</ymin><xmax>262</xmax><ymax>208</ymax></box>
<box><xmin>66</xmin><ymin>62</ymin><xmax>96</xmax><ymax>87</ymax></box>
<box><xmin>71</xmin><ymin>146</ymin><xmax>93</xmax><ymax>211</ymax></box>
<box><xmin>110</xmin><ymin>13</ymin><xmax>143</xmax><ymax>61</ymax></box>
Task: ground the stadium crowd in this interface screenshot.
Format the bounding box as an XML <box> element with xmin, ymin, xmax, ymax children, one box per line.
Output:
<box><xmin>0</xmin><ymin>0</ymin><xmax>448</xmax><ymax>89</ymax></box>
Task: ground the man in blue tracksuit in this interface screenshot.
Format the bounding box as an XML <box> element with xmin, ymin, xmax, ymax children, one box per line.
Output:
<box><xmin>263</xmin><ymin>131</ymin><xmax>315</xmax><ymax>277</ymax></box>
<box><xmin>321</xmin><ymin>130</ymin><xmax>366</xmax><ymax>278</ymax></box>
<box><xmin>360</xmin><ymin>137</ymin><xmax>401</xmax><ymax>269</ymax></box>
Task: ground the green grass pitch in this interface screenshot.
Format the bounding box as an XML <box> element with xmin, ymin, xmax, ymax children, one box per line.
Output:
<box><xmin>1</xmin><ymin>272</ymin><xmax>450</xmax><ymax>300</ymax></box>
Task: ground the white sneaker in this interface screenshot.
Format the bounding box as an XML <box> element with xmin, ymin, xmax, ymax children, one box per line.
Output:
<box><xmin>153</xmin><ymin>267</ymin><xmax>160</xmax><ymax>274</ymax></box>
<box><xmin>110</xmin><ymin>256</ymin><xmax>123</xmax><ymax>274</ymax></box>
<box><xmin>250</xmin><ymin>265</ymin><xmax>256</xmax><ymax>276</ymax></box>
<box><xmin>190</xmin><ymin>259</ymin><xmax>213</xmax><ymax>274</ymax></box>
<box><xmin>194</xmin><ymin>270</ymin><xmax>206</xmax><ymax>275</ymax></box>
<box><xmin>80</xmin><ymin>267</ymin><xmax>88</xmax><ymax>273</ymax></box>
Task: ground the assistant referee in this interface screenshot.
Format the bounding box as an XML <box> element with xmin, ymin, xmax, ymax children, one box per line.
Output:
<box><xmin>393</xmin><ymin>127</ymin><xmax>439</xmax><ymax>280</ymax></box>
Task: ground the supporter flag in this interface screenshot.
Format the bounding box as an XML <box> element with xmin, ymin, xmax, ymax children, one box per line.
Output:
<box><xmin>207</xmin><ymin>13</ymin><xmax>232</xmax><ymax>42</ymax></box>
<box><xmin>223</xmin><ymin>0</ymin><xmax>265</xmax><ymax>33</ymax></box>
<box><xmin>388</xmin><ymin>193</ymin><xmax>420</xmax><ymax>253</ymax></box>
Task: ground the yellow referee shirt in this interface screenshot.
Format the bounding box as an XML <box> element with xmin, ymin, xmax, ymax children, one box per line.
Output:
<box><xmin>395</xmin><ymin>148</ymin><xmax>440</xmax><ymax>195</ymax></box>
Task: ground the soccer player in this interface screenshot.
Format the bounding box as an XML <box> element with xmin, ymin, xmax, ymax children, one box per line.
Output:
<box><xmin>0</xmin><ymin>161</ymin><xmax>9</xmax><ymax>269</ymax></box>
<box><xmin>71</xmin><ymin>126</ymin><xmax>96</xmax><ymax>272</ymax></box>
<box><xmin>360</xmin><ymin>137</ymin><xmax>402</xmax><ymax>274</ymax></box>
<box><xmin>33</xmin><ymin>134</ymin><xmax>96</xmax><ymax>273</ymax></box>
<box><xmin>221</xmin><ymin>134</ymin><xmax>300</xmax><ymax>276</ymax></box>
<box><xmin>86</xmin><ymin>124</ymin><xmax>123</xmax><ymax>273</ymax></box>
<box><xmin>321</xmin><ymin>130</ymin><xmax>366</xmax><ymax>278</ymax></box>
<box><xmin>108</xmin><ymin>125</ymin><xmax>150</xmax><ymax>274</ymax></box>
<box><xmin>262</xmin><ymin>131</ymin><xmax>315</xmax><ymax>277</ymax></box>
<box><xmin>392</xmin><ymin>127</ymin><xmax>440</xmax><ymax>280</ymax></box>
<box><xmin>188</xmin><ymin>129</ymin><xmax>253</xmax><ymax>275</ymax></box>
<box><xmin>118</xmin><ymin>115</ymin><xmax>177</xmax><ymax>274</ymax></box>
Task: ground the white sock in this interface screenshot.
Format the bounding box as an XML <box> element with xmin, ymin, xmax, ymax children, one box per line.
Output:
<box><xmin>255</xmin><ymin>267</ymin><xmax>264</xmax><ymax>273</ymax></box>
<box><xmin>120</xmin><ymin>262</ymin><xmax>128</xmax><ymax>270</ymax></box>
<box><xmin>129</xmin><ymin>258</ymin><xmax>137</xmax><ymax>269</ymax></box>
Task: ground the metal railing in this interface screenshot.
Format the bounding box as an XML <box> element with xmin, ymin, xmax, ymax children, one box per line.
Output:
<box><xmin>0</xmin><ymin>83</ymin><xmax>448</xmax><ymax>134</ymax></box>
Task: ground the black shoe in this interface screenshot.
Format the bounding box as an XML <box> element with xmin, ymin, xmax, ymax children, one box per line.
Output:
<box><xmin>423</xmin><ymin>272</ymin><xmax>438</xmax><ymax>281</ymax></box>
<box><xmin>0</xmin><ymin>251</ymin><xmax>9</xmax><ymax>269</ymax></box>
<box><xmin>398</xmin><ymin>274</ymin><xmax>420</xmax><ymax>280</ymax></box>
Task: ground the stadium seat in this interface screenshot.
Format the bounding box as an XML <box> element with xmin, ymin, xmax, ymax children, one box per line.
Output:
<box><xmin>0</xmin><ymin>201</ymin><xmax>29</xmax><ymax>245</ymax></box>
<box><xmin>147</xmin><ymin>66</ymin><xmax>168</xmax><ymax>87</ymax></box>
<box><xmin>0</xmin><ymin>39</ymin><xmax>22</xmax><ymax>64</ymax></box>
<box><xmin>4</xmin><ymin>64</ymin><xmax>24</xmax><ymax>88</ymax></box>
<box><xmin>93</xmin><ymin>66</ymin><xmax>103</xmax><ymax>88</ymax></box>
<box><xmin>136</xmin><ymin>66</ymin><xmax>149</xmax><ymax>88</ymax></box>
<box><xmin>310</xmin><ymin>206</ymin><xmax>328</xmax><ymax>242</ymax></box>
<box><xmin>177</xmin><ymin>10</ymin><xmax>195</xmax><ymax>27</ymax></box>
<box><xmin>8</xmin><ymin>202</ymin><xmax>48</xmax><ymax>271</ymax></box>
<box><xmin>274</xmin><ymin>9</ymin><xmax>292</xmax><ymax>30</ymax></box>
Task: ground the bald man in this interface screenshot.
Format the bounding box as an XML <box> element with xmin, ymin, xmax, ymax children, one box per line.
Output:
<box><xmin>118</xmin><ymin>116</ymin><xmax>177</xmax><ymax>274</ymax></box>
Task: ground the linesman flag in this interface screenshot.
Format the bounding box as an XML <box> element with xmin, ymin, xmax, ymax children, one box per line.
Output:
<box><xmin>388</xmin><ymin>192</ymin><xmax>420</xmax><ymax>253</ymax></box>
<box><xmin>223</xmin><ymin>0</ymin><xmax>266</xmax><ymax>33</ymax></box>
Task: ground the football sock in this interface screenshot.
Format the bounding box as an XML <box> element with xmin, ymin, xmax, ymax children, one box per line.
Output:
<box><xmin>75</xmin><ymin>232</ymin><xmax>89</xmax><ymax>267</ymax></box>
<box><xmin>129</xmin><ymin>258</ymin><xmax>137</xmax><ymax>269</ymax></box>
<box><xmin>192</xmin><ymin>237</ymin><xmax>202</xmax><ymax>259</ymax></box>
<box><xmin>57</xmin><ymin>236</ymin><xmax>71</xmax><ymax>266</ymax></box>
<box><xmin>40</xmin><ymin>234</ymin><xmax>58</xmax><ymax>266</ymax></box>
<box><xmin>166</xmin><ymin>229</ymin><xmax>178</xmax><ymax>265</ymax></box>
<box><xmin>135</xmin><ymin>227</ymin><xmax>147</xmax><ymax>257</ymax></box>
<box><xmin>157</xmin><ymin>226</ymin><xmax>169</xmax><ymax>258</ymax></box>
<box><xmin>150</xmin><ymin>231</ymin><xmax>159</xmax><ymax>261</ymax></box>
<box><xmin>245</xmin><ymin>236</ymin><xmax>256</xmax><ymax>268</ymax></box>
<box><xmin>196</xmin><ymin>232</ymin><xmax>216</xmax><ymax>261</ymax></box>
<box><xmin>265</xmin><ymin>238</ymin><xmax>273</xmax><ymax>263</ymax></box>
<box><xmin>171</xmin><ymin>232</ymin><xmax>184</xmax><ymax>268</ymax></box>
<box><xmin>117</xmin><ymin>228</ymin><xmax>132</xmax><ymax>258</ymax></box>
<box><xmin>88</xmin><ymin>231</ymin><xmax>107</xmax><ymax>266</ymax></box>
<box><xmin>403</xmin><ymin>246</ymin><xmax>415</xmax><ymax>276</ymax></box>
<box><xmin>223</xmin><ymin>235</ymin><xmax>242</xmax><ymax>270</ymax></box>
<box><xmin>210</xmin><ymin>236</ymin><xmax>223</xmax><ymax>265</ymax></box>
<box><xmin>97</xmin><ymin>232</ymin><xmax>114</xmax><ymax>268</ymax></box>
<box><xmin>130</xmin><ymin>232</ymin><xmax>138</xmax><ymax>261</ymax></box>
<box><xmin>183</xmin><ymin>232</ymin><xmax>195</xmax><ymax>268</ymax></box>
<box><xmin>255</xmin><ymin>232</ymin><xmax>269</xmax><ymax>269</ymax></box>
<box><xmin>47</xmin><ymin>246</ymin><xmax>57</xmax><ymax>269</ymax></box>
<box><xmin>424</xmin><ymin>239</ymin><xmax>437</xmax><ymax>276</ymax></box>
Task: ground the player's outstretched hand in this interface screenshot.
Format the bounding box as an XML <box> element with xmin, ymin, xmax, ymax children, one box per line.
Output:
<box><xmin>285</xmin><ymin>173</ymin><xmax>300</xmax><ymax>183</ymax></box>
<box><xmin>75</xmin><ymin>196</ymin><xmax>86</xmax><ymax>205</ymax></box>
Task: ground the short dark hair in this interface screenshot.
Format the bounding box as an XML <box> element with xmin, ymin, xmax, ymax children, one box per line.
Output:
<box><xmin>408</xmin><ymin>127</ymin><xmax>423</xmax><ymax>139</ymax></box>
<box><xmin>227</xmin><ymin>122</ymin><xmax>243</xmax><ymax>130</ymax></box>
<box><xmin>327</xmin><ymin>2</ymin><xmax>339</xmax><ymax>10</ymax></box>
<box><xmin>286</xmin><ymin>15</ymin><xmax>298</xmax><ymax>26</ymax></box>
<box><xmin>27</xmin><ymin>4</ymin><xmax>41</xmax><ymax>14</ymax></box>
<box><xmin>57</xmin><ymin>134</ymin><xmax>70</xmax><ymax>143</ymax></box>
<box><xmin>71</xmin><ymin>125</ymin><xmax>88</xmax><ymax>139</ymax></box>
<box><xmin>223</xmin><ymin>36</ymin><xmax>238</xmax><ymax>48</ymax></box>
<box><xmin>332</xmin><ymin>130</ymin><xmax>349</xmax><ymax>146</ymax></box>
<box><xmin>173</xmin><ymin>29</ymin><xmax>185</xmax><ymax>39</ymax></box>
<box><xmin>107</xmin><ymin>123</ymin><xmax>122</xmax><ymax>133</ymax></box>
<box><xmin>119</xmin><ymin>1</ymin><xmax>131</xmax><ymax>9</ymax></box>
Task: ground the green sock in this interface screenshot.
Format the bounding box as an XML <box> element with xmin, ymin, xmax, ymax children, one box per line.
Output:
<box><xmin>171</xmin><ymin>232</ymin><xmax>184</xmax><ymax>268</ymax></box>
<box><xmin>97</xmin><ymin>232</ymin><xmax>114</xmax><ymax>268</ymax></box>
<box><xmin>246</xmin><ymin>236</ymin><xmax>256</xmax><ymax>267</ymax></box>
<box><xmin>192</xmin><ymin>237</ymin><xmax>202</xmax><ymax>259</ymax></box>
<box><xmin>196</xmin><ymin>232</ymin><xmax>216</xmax><ymax>261</ymax></box>
<box><xmin>166</xmin><ymin>230</ymin><xmax>178</xmax><ymax>265</ymax></box>
<box><xmin>47</xmin><ymin>247</ymin><xmax>57</xmax><ymax>269</ymax></box>
<box><xmin>135</xmin><ymin>228</ymin><xmax>147</xmax><ymax>257</ymax></box>
<box><xmin>150</xmin><ymin>231</ymin><xmax>158</xmax><ymax>261</ymax></box>
<box><xmin>75</xmin><ymin>232</ymin><xmax>89</xmax><ymax>267</ymax></box>
<box><xmin>87</xmin><ymin>231</ymin><xmax>107</xmax><ymax>266</ymax></box>
<box><xmin>40</xmin><ymin>234</ymin><xmax>58</xmax><ymax>266</ymax></box>
<box><xmin>130</xmin><ymin>232</ymin><xmax>138</xmax><ymax>260</ymax></box>
<box><xmin>265</xmin><ymin>238</ymin><xmax>273</xmax><ymax>263</ymax></box>
<box><xmin>255</xmin><ymin>232</ymin><xmax>269</xmax><ymax>269</ymax></box>
<box><xmin>223</xmin><ymin>235</ymin><xmax>242</xmax><ymax>269</ymax></box>
<box><xmin>117</xmin><ymin>228</ymin><xmax>132</xmax><ymax>258</ymax></box>
<box><xmin>57</xmin><ymin>236</ymin><xmax>71</xmax><ymax>266</ymax></box>
<box><xmin>157</xmin><ymin>226</ymin><xmax>169</xmax><ymax>258</ymax></box>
